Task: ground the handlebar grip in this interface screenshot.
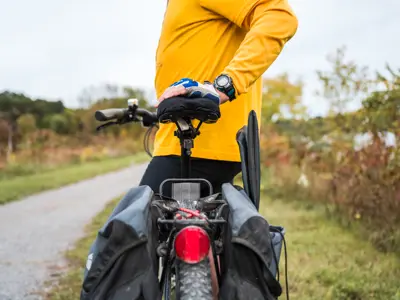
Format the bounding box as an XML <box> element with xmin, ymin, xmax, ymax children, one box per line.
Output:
<box><xmin>95</xmin><ymin>108</ymin><xmax>127</xmax><ymax>121</ymax></box>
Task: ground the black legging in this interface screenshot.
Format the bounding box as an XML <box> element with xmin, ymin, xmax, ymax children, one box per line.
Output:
<box><xmin>139</xmin><ymin>155</ymin><xmax>241</xmax><ymax>197</ymax></box>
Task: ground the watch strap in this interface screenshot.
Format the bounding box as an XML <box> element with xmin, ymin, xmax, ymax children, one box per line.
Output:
<box><xmin>214</xmin><ymin>74</ymin><xmax>236</xmax><ymax>101</ymax></box>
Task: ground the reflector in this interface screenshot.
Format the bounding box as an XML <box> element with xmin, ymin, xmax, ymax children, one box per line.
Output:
<box><xmin>174</xmin><ymin>226</ymin><xmax>210</xmax><ymax>264</ymax></box>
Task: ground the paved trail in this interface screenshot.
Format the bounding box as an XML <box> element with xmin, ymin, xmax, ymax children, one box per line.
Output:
<box><xmin>0</xmin><ymin>163</ymin><xmax>147</xmax><ymax>300</ymax></box>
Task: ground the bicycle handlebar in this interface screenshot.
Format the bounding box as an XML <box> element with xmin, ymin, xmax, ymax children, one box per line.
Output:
<box><xmin>94</xmin><ymin>100</ymin><xmax>158</xmax><ymax>158</ymax></box>
<box><xmin>94</xmin><ymin>102</ymin><xmax>158</xmax><ymax>127</ymax></box>
<box><xmin>95</xmin><ymin>108</ymin><xmax>128</xmax><ymax>122</ymax></box>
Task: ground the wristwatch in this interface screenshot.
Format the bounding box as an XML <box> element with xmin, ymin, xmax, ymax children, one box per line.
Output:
<box><xmin>213</xmin><ymin>74</ymin><xmax>236</xmax><ymax>101</ymax></box>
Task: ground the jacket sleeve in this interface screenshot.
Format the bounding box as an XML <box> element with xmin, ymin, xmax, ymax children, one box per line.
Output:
<box><xmin>199</xmin><ymin>0</ymin><xmax>298</xmax><ymax>95</ymax></box>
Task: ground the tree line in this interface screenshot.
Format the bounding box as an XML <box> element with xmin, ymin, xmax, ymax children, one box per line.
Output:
<box><xmin>1</xmin><ymin>46</ymin><xmax>399</xmax><ymax>253</ymax></box>
<box><xmin>261</xmin><ymin>47</ymin><xmax>400</xmax><ymax>254</ymax></box>
<box><xmin>0</xmin><ymin>86</ymin><xmax>153</xmax><ymax>161</ymax></box>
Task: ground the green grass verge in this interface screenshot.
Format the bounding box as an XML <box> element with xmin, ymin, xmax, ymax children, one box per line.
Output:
<box><xmin>0</xmin><ymin>152</ymin><xmax>150</xmax><ymax>205</ymax></box>
<box><xmin>261</xmin><ymin>197</ymin><xmax>400</xmax><ymax>300</ymax></box>
<box><xmin>46</xmin><ymin>191</ymin><xmax>400</xmax><ymax>300</ymax></box>
<box><xmin>264</xmin><ymin>184</ymin><xmax>400</xmax><ymax>255</ymax></box>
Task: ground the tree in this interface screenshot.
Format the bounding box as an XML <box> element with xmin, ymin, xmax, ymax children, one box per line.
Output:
<box><xmin>261</xmin><ymin>73</ymin><xmax>306</xmax><ymax>125</ymax></box>
<box><xmin>362</xmin><ymin>65</ymin><xmax>400</xmax><ymax>143</ymax></box>
<box><xmin>77</xmin><ymin>84</ymin><xmax>131</xmax><ymax>108</ymax></box>
<box><xmin>0</xmin><ymin>92</ymin><xmax>66</xmax><ymax>160</ymax></box>
<box><xmin>18</xmin><ymin>114</ymin><xmax>36</xmax><ymax>136</ymax></box>
<box><xmin>316</xmin><ymin>46</ymin><xmax>373</xmax><ymax>115</ymax></box>
<box><xmin>32</xmin><ymin>99</ymin><xmax>64</xmax><ymax>128</ymax></box>
<box><xmin>313</xmin><ymin>46</ymin><xmax>379</xmax><ymax>153</ymax></box>
<box><xmin>0</xmin><ymin>92</ymin><xmax>34</xmax><ymax>160</ymax></box>
<box><xmin>78</xmin><ymin>85</ymin><xmax>152</xmax><ymax>137</ymax></box>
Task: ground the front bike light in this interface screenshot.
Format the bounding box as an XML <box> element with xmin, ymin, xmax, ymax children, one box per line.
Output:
<box><xmin>127</xmin><ymin>98</ymin><xmax>139</xmax><ymax>107</ymax></box>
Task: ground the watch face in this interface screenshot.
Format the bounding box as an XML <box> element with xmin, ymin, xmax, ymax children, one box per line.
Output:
<box><xmin>217</xmin><ymin>75</ymin><xmax>229</xmax><ymax>87</ymax></box>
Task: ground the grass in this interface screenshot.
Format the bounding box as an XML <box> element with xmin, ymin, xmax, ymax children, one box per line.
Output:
<box><xmin>261</xmin><ymin>197</ymin><xmax>400</xmax><ymax>300</ymax></box>
<box><xmin>46</xmin><ymin>190</ymin><xmax>400</xmax><ymax>300</ymax></box>
<box><xmin>266</xmin><ymin>184</ymin><xmax>400</xmax><ymax>256</ymax></box>
<box><xmin>0</xmin><ymin>152</ymin><xmax>150</xmax><ymax>205</ymax></box>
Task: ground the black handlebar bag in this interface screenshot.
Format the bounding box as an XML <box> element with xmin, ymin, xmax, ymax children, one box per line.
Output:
<box><xmin>80</xmin><ymin>186</ymin><xmax>161</xmax><ymax>300</ymax></box>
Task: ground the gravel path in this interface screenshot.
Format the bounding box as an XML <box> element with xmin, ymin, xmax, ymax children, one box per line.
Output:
<box><xmin>0</xmin><ymin>163</ymin><xmax>148</xmax><ymax>300</ymax></box>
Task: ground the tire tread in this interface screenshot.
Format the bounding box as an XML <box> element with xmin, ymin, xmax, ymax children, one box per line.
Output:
<box><xmin>176</xmin><ymin>259</ymin><xmax>213</xmax><ymax>300</ymax></box>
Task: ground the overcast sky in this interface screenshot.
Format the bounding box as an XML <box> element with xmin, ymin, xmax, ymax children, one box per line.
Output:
<box><xmin>1</xmin><ymin>0</ymin><xmax>399</xmax><ymax>116</ymax></box>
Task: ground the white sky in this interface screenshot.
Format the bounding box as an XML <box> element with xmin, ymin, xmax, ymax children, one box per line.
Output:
<box><xmin>1</xmin><ymin>0</ymin><xmax>399</xmax><ymax>116</ymax></box>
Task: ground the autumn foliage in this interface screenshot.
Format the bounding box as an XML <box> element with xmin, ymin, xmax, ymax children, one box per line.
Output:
<box><xmin>0</xmin><ymin>86</ymin><xmax>154</xmax><ymax>169</ymax></box>
<box><xmin>261</xmin><ymin>47</ymin><xmax>400</xmax><ymax>253</ymax></box>
<box><xmin>1</xmin><ymin>47</ymin><xmax>399</xmax><ymax>253</ymax></box>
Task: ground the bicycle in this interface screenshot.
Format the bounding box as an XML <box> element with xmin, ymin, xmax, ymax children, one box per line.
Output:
<box><xmin>94</xmin><ymin>97</ymin><xmax>288</xmax><ymax>300</ymax></box>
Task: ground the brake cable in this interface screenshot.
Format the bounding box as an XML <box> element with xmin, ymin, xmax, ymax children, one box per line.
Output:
<box><xmin>144</xmin><ymin>124</ymin><xmax>159</xmax><ymax>157</ymax></box>
<box><xmin>270</xmin><ymin>230</ymin><xmax>290</xmax><ymax>300</ymax></box>
<box><xmin>176</xmin><ymin>207</ymin><xmax>208</xmax><ymax>221</ymax></box>
<box><xmin>160</xmin><ymin>228</ymin><xmax>176</xmax><ymax>299</ymax></box>
<box><xmin>281</xmin><ymin>232</ymin><xmax>289</xmax><ymax>300</ymax></box>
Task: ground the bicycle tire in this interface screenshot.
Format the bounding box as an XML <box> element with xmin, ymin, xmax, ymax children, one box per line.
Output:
<box><xmin>175</xmin><ymin>259</ymin><xmax>213</xmax><ymax>300</ymax></box>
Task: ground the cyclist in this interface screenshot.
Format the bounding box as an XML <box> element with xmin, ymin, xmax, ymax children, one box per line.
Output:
<box><xmin>142</xmin><ymin>2</ymin><xmax>297</xmax><ymax>297</ymax></box>
<box><xmin>140</xmin><ymin>0</ymin><xmax>298</xmax><ymax>196</ymax></box>
<box><xmin>81</xmin><ymin>1</ymin><xmax>298</xmax><ymax>299</ymax></box>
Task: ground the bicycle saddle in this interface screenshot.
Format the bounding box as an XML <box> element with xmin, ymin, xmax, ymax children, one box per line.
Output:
<box><xmin>156</xmin><ymin>96</ymin><xmax>221</xmax><ymax>124</ymax></box>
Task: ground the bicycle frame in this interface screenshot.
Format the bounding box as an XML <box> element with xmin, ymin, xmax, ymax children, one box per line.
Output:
<box><xmin>153</xmin><ymin>117</ymin><xmax>225</xmax><ymax>300</ymax></box>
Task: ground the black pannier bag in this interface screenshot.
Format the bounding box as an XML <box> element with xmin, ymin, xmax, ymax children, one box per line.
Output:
<box><xmin>219</xmin><ymin>109</ymin><xmax>287</xmax><ymax>299</ymax></box>
<box><xmin>218</xmin><ymin>183</ymin><xmax>284</xmax><ymax>300</ymax></box>
<box><xmin>80</xmin><ymin>185</ymin><xmax>161</xmax><ymax>300</ymax></box>
<box><xmin>79</xmin><ymin>186</ymin><xmax>285</xmax><ymax>300</ymax></box>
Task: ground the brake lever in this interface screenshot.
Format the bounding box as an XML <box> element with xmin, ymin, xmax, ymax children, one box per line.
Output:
<box><xmin>96</xmin><ymin>112</ymin><xmax>140</xmax><ymax>132</ymax></box>
<box><xmin>96</xmin><ymin>121</ymin><xmax>118</xmax><ymax>132</ymax></box>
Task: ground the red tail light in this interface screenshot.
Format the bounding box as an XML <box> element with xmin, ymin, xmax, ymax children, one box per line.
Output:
<box><xmin>174</xmin><ymin>226</ymin><xmax>210</xmax><ymax>264</ymax></box>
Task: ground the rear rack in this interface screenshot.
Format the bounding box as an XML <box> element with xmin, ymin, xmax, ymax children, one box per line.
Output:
<box><xmin>157</xmin><ymin>218</ymin><xmax>226</xmax><ymax>225</ymax></box>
